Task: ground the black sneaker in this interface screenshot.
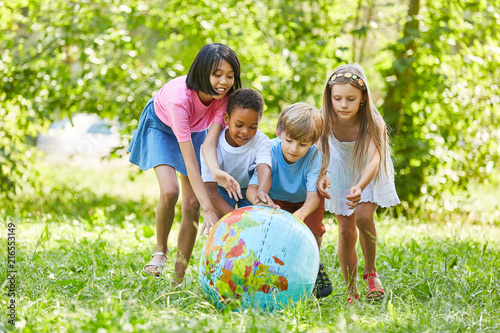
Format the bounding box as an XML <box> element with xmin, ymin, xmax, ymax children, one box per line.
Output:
<box><xmin>314</xmin><ymin>263</ymin><xmax>333</xmax><ymax>298</ymax></box>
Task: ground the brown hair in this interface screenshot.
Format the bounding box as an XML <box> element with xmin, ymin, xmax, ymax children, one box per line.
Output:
<box><xmin>277</xmin><ymin>102</ymin><xmax>327</xmax><ymax>175</ymax></box>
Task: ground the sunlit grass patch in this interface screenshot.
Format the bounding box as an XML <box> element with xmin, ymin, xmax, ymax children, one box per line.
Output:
<box><xmin>1</xmin><ymin>159</ymin><xmax>499</xmax><ymax>332</ymax></box>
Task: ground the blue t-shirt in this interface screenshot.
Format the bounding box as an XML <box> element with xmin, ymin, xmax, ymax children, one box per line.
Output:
<box><xmin>249</xmin><ymin>137</ymin><xmax>322</xmax><ymax>203</ymax></box>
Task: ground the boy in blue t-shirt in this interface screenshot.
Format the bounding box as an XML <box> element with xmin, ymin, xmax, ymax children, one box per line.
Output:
<box><xmin>246</xmin><ymin>102</ymin><xmax>332</xmax><ymax>299</ymax></box>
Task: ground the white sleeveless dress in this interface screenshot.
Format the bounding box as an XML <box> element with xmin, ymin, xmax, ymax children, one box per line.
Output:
<box><xmin>325</xmin><ymin>131</ymin><xmax>400</xmax><ymax>216</ymax></box>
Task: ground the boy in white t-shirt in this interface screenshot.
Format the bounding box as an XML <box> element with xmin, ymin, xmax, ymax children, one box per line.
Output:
<box><xmin>200</xmin><ymin>88</ymin><xmax>275</xmax><ymax>216</ymax></box>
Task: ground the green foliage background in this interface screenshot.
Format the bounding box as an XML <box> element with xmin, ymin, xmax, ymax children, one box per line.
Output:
<box><xmin>1</xmin><ymin>0</ymin><xmax>499</xmax><ymax>210</ymax></box>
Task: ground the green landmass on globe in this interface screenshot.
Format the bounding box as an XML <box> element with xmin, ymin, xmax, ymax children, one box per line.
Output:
<box><xmin>202</xmin><ymin>207</ymin><xmax>289</xmax><ymax>301</ymax></box>
<box><xmin>199</xmin><ymin>206</ymin><xmax>320</xmax><ymax>311</ymax></box>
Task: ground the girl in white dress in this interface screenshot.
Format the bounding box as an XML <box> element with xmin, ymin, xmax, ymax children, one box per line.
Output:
<box><xmin>317</xmin><ymin>64</ymin><xmax>400</xmax><ymax>305</ymax></box>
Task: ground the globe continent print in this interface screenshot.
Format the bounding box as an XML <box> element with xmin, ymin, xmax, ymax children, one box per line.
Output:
<box><xmin>199</xmin><ymin>205</ymin><xmax>320</xmax><ymax>311</ymax></box>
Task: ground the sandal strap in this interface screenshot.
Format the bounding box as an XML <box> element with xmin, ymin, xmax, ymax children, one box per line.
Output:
<box><xmin>347</xmin><ymin>294</ymin><xmax>360</xmax><ymax>305</ymax></box>
<box><xmin>364</xmin><ymin>272</ymin><xmax>385</xmax><ymax>299</ymax></box>
<box><xmin>144</xmin><ymin>262</ymin><xmax>165</xmax><ymax>269</ymax></box>
<box><xmin>366</xmin><ymin>287</ymin><xmax>385</xmax><ymax>299</ymax></box>
<box><xmin>363</xmin><ymin>272</ymin><xmax>379</xmax><ymax>280</ymax></box>
<box><xmin>151</xmin><ymin>252</ymin><xmax>168</xmax><ymax>259</ymax></box>
<box><xmin>143</xmin><ymin>252</ymin><xmax>168</xmax><ymax>276</ymax></box>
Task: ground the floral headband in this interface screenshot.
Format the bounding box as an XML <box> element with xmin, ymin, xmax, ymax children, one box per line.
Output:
<box><xmin>329</xmin><ymin>73</ymin><xmax>366</xmax><ymax>90</ymax></box>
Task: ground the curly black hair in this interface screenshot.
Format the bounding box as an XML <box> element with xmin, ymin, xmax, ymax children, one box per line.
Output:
<box><xmin>226</xmin><ymin>88</ymin><xmax>264</xmax><ymax>118</ymax></box>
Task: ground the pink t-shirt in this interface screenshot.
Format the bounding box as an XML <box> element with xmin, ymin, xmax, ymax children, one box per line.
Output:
<box><xmin>154</xmin><ymin>76</ymin><xmax>228</xmax><ymax>142</ymax></box>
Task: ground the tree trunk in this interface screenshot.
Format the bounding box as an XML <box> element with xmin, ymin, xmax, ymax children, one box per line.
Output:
<box><xmin>358</xmin><ymin>0</ymin><xmax>375</xmax><ymax>64</ymax></box>
<box><xmin>383</xmin><ymin>0</ymin><xmax>420</xmax><ymax>134</ymax></box>
<box><xmin>352</xmin><ymin>0</ymin><xmax>363</xmax><ymax>63</ymax></box>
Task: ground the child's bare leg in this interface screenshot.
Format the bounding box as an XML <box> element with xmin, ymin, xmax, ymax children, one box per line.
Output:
<box><xmin>336</xmin><ymin>214</ymin><xmax>358</xmax><ymax>295</ymax></box>
<box><xmin>356</xmin><ymin>203</ymin><xmax>384</xmax><ymax>299</ymax></box>
<box><xmin>172</xmin><ymin>174</ymin><xmax>201</xmax><ymax>286</ymax></box>
<box><xmin>145</xmin><ymin>165</ymin><xmax>179</xmax><ymax>275</ymax></box>
<box><xmin>355</xmin><ymin>203</ymin><xmax>378</xmax><ymax>274</ymax></box>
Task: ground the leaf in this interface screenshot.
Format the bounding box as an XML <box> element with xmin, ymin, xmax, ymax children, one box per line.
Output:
<box><xmin>142</xmin><ymin>225</ymin><xmax>154</xmax><ymax>238</ymax></box>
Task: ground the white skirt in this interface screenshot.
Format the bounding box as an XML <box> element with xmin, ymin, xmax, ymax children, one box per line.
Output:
<box><xmin>324</xmin><ymin>132</ymin><xmax>400</xmax><ymax>216</ymax></box>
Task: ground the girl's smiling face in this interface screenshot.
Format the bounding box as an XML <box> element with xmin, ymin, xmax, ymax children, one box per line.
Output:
<box><xmin>224</xmin><ymin>107</ymin><xmax>260</xmax><ymax>147</ymax></box>
<box><xmin>330</xmin><ymin>83</ymin><xmax>364</xmax><ymax>121</ymax></box>
<box><xmin>210</xmin><ymin>60</ymin><xmax>235</xmax><ymax>100</ymax></box>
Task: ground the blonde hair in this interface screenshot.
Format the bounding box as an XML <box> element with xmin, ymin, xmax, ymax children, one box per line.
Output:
<box><xmin>277</xmin><ymin>102</ymin><xmax>328</xmax><ymax>175</ymax></box>
<box><xmin>320</xmin><ymin>64</ymin><xmax>392</xmax><ymax>183</ymax></box>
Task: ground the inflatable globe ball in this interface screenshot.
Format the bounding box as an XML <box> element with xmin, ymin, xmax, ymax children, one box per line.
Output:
<box><xmin>198</xmin><ymin>205</ymin><xmax>320</xmax><ymax>311</ymax></box>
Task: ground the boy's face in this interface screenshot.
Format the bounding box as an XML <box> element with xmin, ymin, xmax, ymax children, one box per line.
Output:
<box><xmin>277</xmin><ymin>130</ymin><xmax>314</xmax><ymax>164</ymax></box>
<box><xmin>224</xmin><ymin>107</ymin><xmax>260</xmax><ymax>147</ymax></box>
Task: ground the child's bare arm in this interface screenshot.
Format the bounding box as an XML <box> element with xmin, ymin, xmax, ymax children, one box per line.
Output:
<box><xmin>179</xmin><ymin>141</ymin><xmax>218</xmax><ymax>235</ymax></box>
<box><xmin>202</xmin><ymin>123</ymin><xmax>242</xmax><ymax>200</ymax></box>
<box><xmin>293</xmin><ymin>191</ymin><xmax>320</xmax><ymax>222</ymax></box>
<box><xmin>246</xmin><ymin>185</ymin><xmax>258</xmax><ymax>204</ymax></box>
<box><xmin>246</xmin><ymin>184</ymin><xmax>279</xmax><ymax>209</ymax></box>
<box><xmin>205</xmin><ymin>182</ymin><xmax>234</xmax><ymax>217</ymax></box>
<box><xmin>254</xmin><ymin>164</ymin><xmax>278</xmax><ymax>208</ymax></box>
<box><xmin>346</xmin><ymin>119</ymin><xmax>384</xmax><ymax>208</ymax></box>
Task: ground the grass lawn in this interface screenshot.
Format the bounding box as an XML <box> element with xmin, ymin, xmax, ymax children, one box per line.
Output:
<box><xmin>1</xmin><ymin>159</ymin><xmax>499</xmax><ymax>332</ymax></box>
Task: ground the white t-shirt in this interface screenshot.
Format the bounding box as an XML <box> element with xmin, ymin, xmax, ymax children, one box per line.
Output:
<box><xmin>201</xmin><ymin>129</ymin><xmax>272</xmax><ymax>188</ymax></box>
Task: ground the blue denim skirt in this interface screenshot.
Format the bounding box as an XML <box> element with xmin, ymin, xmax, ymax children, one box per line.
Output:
<box><xmin>128</xmin><ymin>97</ymin><xmax>207</xmax><ymax>176</ymax></box>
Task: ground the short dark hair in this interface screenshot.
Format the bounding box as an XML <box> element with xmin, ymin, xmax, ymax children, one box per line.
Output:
<box><xmin>226</xmin><ymin>88</ymin><xmax>264</xmax><ymax>118</ymax></box>
<box><xmin>186</xmin><ymin>43</ymin><xmax>242</xmax><ymax>96</ymax></box>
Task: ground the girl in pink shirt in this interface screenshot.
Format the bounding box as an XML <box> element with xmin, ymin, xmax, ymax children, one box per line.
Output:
<box><xmin>128</xmin><ymin>43</ymin><xmax>241</xmax><ymax>284</ymax></box>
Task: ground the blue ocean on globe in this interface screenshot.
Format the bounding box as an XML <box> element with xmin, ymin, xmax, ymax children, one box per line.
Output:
<box><xmin>199</xmin><ymin>205</ymin><xmax>320</xmax><ymax>311</ymax></box>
